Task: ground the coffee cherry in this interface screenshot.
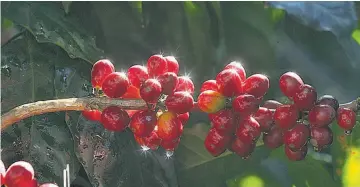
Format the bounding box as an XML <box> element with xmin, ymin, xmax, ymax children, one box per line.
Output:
<box><xmin>165</xmin><ymin>91</ymin><xmax>194</xmax><ymax>114</ymax></box>
<box><xmin>147</xmin><ymin>54</ymin><xmax>167</xmax><ymax>77</ymax></box>
<box><xmin>284</xmin><ymin>144</ymin><xmax>308</xmax><ymax>161</ymax></box>
<box><xmin>4</xmin><ymin>161</ymin><xmax>35</xmax><ymax>187</ymax></box>
<box><xmin>310</xmin><ymin>127</ymin><xmax>333</xmax><ymax>151</ymax></box>
<box><xmin>0</xmin><ymin>160</ymin><xmax>6</xmax><ymax>186</ymax></box>
<box><xmin>161</xmin><ymin>138</ymin><xmax>180</xmax><ymax>151</ymax></box>
<box><xmin>134</xmin><ymin>127</ymin><xmax>161</xmax><ymax>150</ymax></box>
<box><xmin>274</xmin><ymin>104</ymin><xmax>299</xmax><ymax>130</ymax></box>
<box><xmin>236</xmin><ymin>116</ymin><xmax>261</xmax><ymax>142</ymax></box>
<box><xmin>216</xmin><ymin>69</ymin><xmax>242</xmax><ymax>97</ymax></box>
<box><xmin>243</xmin><ymin>74</ymin><xmax>270</xmax><ymax>98</ymax></box>
<box><xmin>157</xmin><ymin>111</ymin><xmax>182</xmax><ymax>140</ymax></box>
<box><xmin>164</xmin><ymin>56</ymin><xmax>179</xmax><ymax>75</ymax></box>
<box><xmin>197</xmin><ymin>90</ymin><xmax>226</xmax><ymax>113</ymax></box>
<box><xmin>232</xmin><ymin>94</ymin><xmax>259</xmax><ymax>117</ymax></box>
<box><xmin>102</xmin><ymin>72</ymin><xmax>129</xmax><ymax>98</ymax></box>
<box><xmin>337</xmin><ymin>108</ymin><xmax>356</xmax><ymax>130</ymax></box>
<box><xmin>130</xmin><ymin>110</ymin><xmax>157</xmax><ymax>137</ymax></box>
<box><xmin>101</xmin><ymin>106</ymin><xmax>130</xmax><ymax>131</ymax></box>
<box><xmin>174</xmin><ymin>76</ymin><xmax>195</xmax><ymax>94</ymax></box>
<box><xmin>308</xmin><ymin>105</ymin><xmax>336</xmax><ymax>128</ymax></box>
<box><xmin>82</xmin><ymin>110</ymin><xmax>102</xmax><ymax>121</ymax></box>
<box><xmin>263</xmin><ymin>126</ymin><xmax>284</xmax><ymax>149</ymax></box>
<box><xmin>140</xmin><ymin>78</ymin><xmax>162</xmax><ymax>103</ymax></box>
<box><xmin>279</xmin><ymin>72</ymin><xmax>304</xmax><ymax>98</ymax></box>
<box><xmin>177</xmin><ymin>112</ymin><xmax>190</xmax><ymax>125</ymax></box>
<box><xmin>316</xmin><ymin>95</ymin><xmax>339</xmax><ymax>111</ymax></box>
<box><xmin>200</xmin><ymin>80</ymin><xmax>218</xmax><ymax>92</ymax></box>
<box><xmin>230</xmin><ymin>137</ymin><xmax>255</xmax><ymax>158</ymax></box>
<box><xmin>253</xmin><ymin>107</ymin><xmax>274</xmax><ymax>132</ymax></box>
<box><xmin>263</xmin><ymin>100</ymin><xmax>283</xmax><ymax>110</ymax></box>
<box><xmin>210</xmin><ymin>109</ymin><xmax>236</xmax><ymax>135</ymax></box>
<box><xmin>122</xmin><ymin>85</ymin><xmax>141</xmax><ymax>99</ymax></box>
<box><xmin>293</xmin><ymin>84</ymin><xmax>317</xmax><ymax>111</ymax></box>
<box><xmin>224</xmin><ymin>61</ymin><xmax>246</xmax><ymax>81</ymax></box>
<box><xmin>157</xmin><ymin>72</ymin><xmax>178</xmax><ymax>95</ymax></box>
<box><xmin>91</xmin><ymin>59</ymin><xmax>115</xmax><ymax>89</ymax></box>
<box><xmin>204</xmin><ymin>128</ymin><xmax>231</xmax><ymax>157</ymax></box>
<box><xmin>283</xmin><ymin>122</ymin><xmax>310</xmax><ymax>151</ymax></box>
<box><xmin>39</xmin><ymin>183</ymin><xmax>59</xmax><ymax>187</ymax></box>
<box><xmin>127</xmin><ymin>65</ymin><xmax>149</xmax><ymax>88</ymax></box>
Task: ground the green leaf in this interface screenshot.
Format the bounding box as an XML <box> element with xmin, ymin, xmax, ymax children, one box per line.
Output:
<box><xmin>176</xmin><ymin>123</ymin><xmax>267</xmax><ymax>187</ymax></box>
<box><xmin>270</xmin><ymin>146</ymin><xmax>337</xmax><ymax>187</ymax></box>
<box><xmin>2</xmin><ymin>17</ymin><xmax>14</xmax><ymax>29</ymax></box>
<box><xmin>1</xmin><ymin>33</ymin><xmax>81</xmax><ymax>186</ymax></box>
<box><xmin>65</xmin><ymin>112</ymin><xmax>169</xmax><ymax>187</ymax></box>
<box><xmin>352</xmin><ymin>29</ymin><xmax>360</xmax><ymax>45</ymax></box>
<box><xmin>226</xmin><ymin>167</ymin><xmax>283</xmax><ymax>187</ymax></box>
<box><xmin>1</xmin><ymin>2</ymin><xmax>104</xmax><ymax>63</ymax></box>
<box><xmin>269</xmin><ymin>8</ymin><xmax>285</xmax><ymax>24</ymax></box>
<box><xmin>62</xmin><ymin>1</ymin><xmax>72</xmax><ymax>14</ymax></box>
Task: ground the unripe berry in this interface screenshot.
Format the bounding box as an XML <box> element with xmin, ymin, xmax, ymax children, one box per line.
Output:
<box><xmin>283</xmin><ymin>122</ymin><xmax>310</xmax><ymax>151</ymax></box>
<box><xmin>157</xmin><ymin>111</ymin><xmax>182</xmax><ymax>141</ymax></box>
<box><xmin>308</xmin><ymin>105</ymin><xmax>336</xmax><ymax>128</ymax></box>
<box><xmin>101</xmin><ymin>106</ymin><xmax>130</xmax><ymax>131</ymax></box>
<box><xmin>175</xmin><ymin>76</ymin><xmax>195</xmax><ymax>94</ymax></box>
<box><xmin>310</xmin><ymin>127</ymin><xmax>333</xmax><ymax>151</ymax></box>
<box><xmin>200</xmin><ymin>80</ymin><xmax>218</xmax><ymax>92</ymax></box>
<box><xmin>285</xmin><ymin>144</ymin><xmax>308</xmax><ymax>161</ymax></box>
<box><xmin>197</xmin><ymin>90</ymin><xmax>226</xmax><ymax>113</ymax></box>
<box><xmin>263</xmin><ymin>126</ymin><xmax>284</xmax><ymax>149</ymax></box>
<box><xmin>337</xmin><ymin>108</ymin><xmax>356</xmax><ymax>130</ymax></box>
<box><xmin>224</xmin><ymin>61</ymin><xmax>246</xmax><ymax>81</ymax></box>
<box><xmin>4</xmin><ymin>161</ymin><xmax>35</xmax><ymax>187</ymax></box>
<box><xmin>274</xmin><ymin>104</ymin><xmax>299</xmax><ymax>130</ymax></box>
<box><xmin>127</xmin><ymin>65</ymin><xmax>149</xmax><ymax>88</ymax></box>
<box><xmin>243</xmin><ymin>74</ymin><xmax>270</xmax><ymax>98</ymax></box>
<box><xmin>204</xmin><ymin>128</ymin><xmax>231</xmax><ymax>157</ymax></box>
<box><xmin>165</xmin><ymin>91</ymin><xmax>194</xmax><ymax>114</ymax></box>
<box><xmin>279</xmin><ymin>72</ymin><xmax>304</xmax><ymax>98</ymax></box>
<box><xmin>216</xmin><ymin>69</ymin><xmax>243</xmax><ymax>97</ymax></box>
<box><xmin>232</xmin><ymin>94</ymin><xmax>259</xmax><ymax>117</ymax></box>
<box><xmin>293</xmin><ymin>84</ymin><xmax>317</xmax><ymax>111</ymax></box>
<box><xmin>253</xmin><ymin>107</ymin><xmax>274</xmax><ymax>132</ymax></box>
<box><xmin>140</xmin><ymin>78</ymin><xmax>162</xmax><ymax>103</ymax></box>
<box><xmin>130</xmin><ymin>110</ymin><xmax>157</xmax><ymax>137</ymax></box>
<box><xmin>91</xmin><ymin>59</ymin><xmax>115</xmax><ymax>89</ymax></box>
<box><xmin>316</xmin><ymin>95</ymin><xmax>339</xmax><ymax>111</ymax></box>
<box><xmin>102</xmin><ymin>72</ymin><xmax>129</xmax><ymax>98</ymax></box>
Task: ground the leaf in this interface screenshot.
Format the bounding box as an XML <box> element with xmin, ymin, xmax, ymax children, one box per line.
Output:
<box><xmin>226</xmin><ymin>167</ymin><xmax>283</xmax><ymax>187</ymax></box>
<box><xmin>62</xmin><ymin>1</ymin><xmax>72</xmax><ymax>14</ymax></box>
<box><xmin>270</xmin><ymin>146</ymin><xmax>338</xmax><ymax>187</ymax></box>
<box><xmin>352</xmin><ymin>29</ymin><xmax>360</xmax><ymax>45</ymax></box>
<box><xmin>1</xmin><ymin>33</ymin><xmax>81</xmax><ymax>186</ymax></box>
<box><xmin>1</xmin><ymin>1</ymin><xmax>104</xmax><ymax>63</ymax></box>
<box><xmin>65</xmin><ymin>112</ymin><xmax>169</xmax><ymax>187</ymax></box>
<box><xmin>331</xmin><ymin>113</ymin><xmax>360</xmax><ymax>186</ymax></box>
<box><xmin>176</xmin><ymin>122</ymin><xmax>267</xmax><ymax>187</ymax></box>
<box><xmin>267</xmin><ymin>2</ymin><xmax>358</xmax><ymax>37</ymax></box>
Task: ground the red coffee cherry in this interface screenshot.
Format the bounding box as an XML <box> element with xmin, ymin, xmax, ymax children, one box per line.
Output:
<box><xmin>337</xmin><ymin>107</ymin><xmax>356</xmax><ymax>131</ymax></box>
<box><xmin>243</xmin><ymin>74</ymin><xmax>270</xmax><ymax>98</ymax></box>
<box><xmin>157</xmin><ymin>111</ymin><xmax>182</xmax><ymax>141</ymax></box>
<box><xmin>204</xmin><ymin>128</ymin><xmax>231</xmax><ymax>157</ymax></box>
<box><xmin>308</xmin><ymin>105</ymin><xmax>336</xmax><ymax>128</ymax></box>
<box><xmin>310</xmin><ymin>127</ymin><xmax>333</xmax><ymax>151</ymax></box>
<box><xmin>101</xmin><ymin>106</ymin><xmax>130</xmax><ymax>131</ymax></box>
<box><xmin>147</xmin><ymin>54</ymin><xmax>168</xmax><ymax>77</ymax></box>
<box><xmin>284</xmin><ymin>144</ymin><xmax>308</xmax><ymax>161</ymax></box>
<box><xmin>230</xmin><ymin>137</ymin><xmax>255</xmax><ymax>159</ymax></box>
<box><xmin>127</xmin><ymin>65</ymin><xmax>149</xmax><ymax>88</ymax></box>
<box><xmin>293</xmin><ymin>84</ymin><xmax>317</xmax><ymax>111</ymax></box>
<box><xmin>210</xmin><ymin>109</ymin><xmax>236</xmax><ymax>135</ymax></box>
<box><xmin>174</xmin><ymin>76</ymin><xmax>195</xmax><ymax>94</ymax></box>
<box><xmin>216</xmin><ymin>69</ymin><xmax>243</xmax><ymax>97</ymax></box>
<box><xmin>283</xmin><ymin>122</ymin><xmax>310</xmax><ymax>151</ymax></box>
<box><xmin>164</xmin><ymin>56</ymin><xmax>179</xmax><ymax>75</ymax></box>
<box><xmin>140</xmin><ymin>78</ymin><xmax>162</xmax><ymax>103</ymax></box>
<box><xmin>224</xmin><ymin>61</ymin><xmax>246</xmax><ymax>81</ymax></box>
<box><xmin>4</xmin><ymin>161</ymin><xmax>35</xmax><ymax>187</ymax></box>
<box><xmin>253</xmin><ymin>107</ymin><xmax>274</xmax><ymax>132</ymax></box>
<box><xmin>236</xmin><ymin>116</ymin><xmax>261</xmax><ymax>142</ymax></box>
<box><xmin>102</xmin><ymin>72</ymin><xmax>129</xmax><ymax>98</ymax></box>
<box><xmin>263</xmin><ymin>126</ymin><xmax>284</xmax><ymax>149</ymax></box>
<box><xmin>91</xmin><ymin>59</ymin><xmax>115</xmax><ymax>89</ymax></box>
<box><xmin>279</xmin><ymin>72</ymin><xmax>304</xmax><ymax>98</ymax></box>
<box><xmin>157</xmin><ymin>72</ymin><xmax>178</xmax><ymax>95</ymax></box>
<box><xmin>165</xmin><ymin>91</ymin><xmax>194</xmax><ymax>114</ymax></box>
<box><xmin>130</xmin><ymin>110</ymin><xmax>157</xmax><ymax>137</ymax></box>
<box><xmin>200</xmin><ymin>80</ymin><xmax>218</xmax><ymax>92</ymax></box>
<box><xmin>232</xmin><ymin>94</ymin><xmax>259</xmax><ymax>117</ymax></box>
<box><xmin>274</xmin><ymin>104</ymin><xmax>299</xmax><ymax>130</ymax></box>
<box><xmin>82</xmin><ymin>110</ymin><xmax>102</xmax><ymax>121</ymax></box>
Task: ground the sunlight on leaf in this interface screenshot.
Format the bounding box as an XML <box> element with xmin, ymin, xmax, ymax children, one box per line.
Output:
<box><xmin>352</xmin><ymin>29</ymin><xmax>360</xmax><ymax>45</ymax></box>
<box><xmin>342</xmin><ymin>147</ymin><xmax>360</xmax><ymax>187</ymax></box>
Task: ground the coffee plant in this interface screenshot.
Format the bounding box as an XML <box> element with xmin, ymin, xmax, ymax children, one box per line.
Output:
<box><xmin>1</xmin><ymin>1</ymin><xmax>360</xmax><ymax>187</ymax></box>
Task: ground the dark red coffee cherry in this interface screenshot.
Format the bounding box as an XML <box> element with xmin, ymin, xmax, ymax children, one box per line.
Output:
<box><xmin>164</xmin><ymin>56</ymin><xmax>179</xmax><ymax>75</ymax></box>
<box><xmin>130</xmin><ymin>110</ymin><xmax>157</xmax><ymax>137</ymax></box>
<box><xmin>243</xmin><ymin>74</ymin><xmax>270</xmax><ymax>98</ymax></box>
<box><xmin>140</xmin><ymin>78</ymin><xmax>162</xmax><ymax>103</ymax></box>
<box><xmin>236</xmin><ymin>116</ymin><xmax>261</xmax><ymax>142</ymax></box>
<box><xmin>308</xmin><ymin>105</ymin><xmax>336</xmax><ymax>128</ymax></box>
<box><xmin>157</xmin><ymin>72</ymin><xmax>178</xmax><ymax>95</ymax></box>
<box><xmin>310</xmin><ymin>127</ymin><xmax>333</xmax><ymax>151</ymax></box>
<box><xmin>127</xmin><ymin>65</ymin><xmax>149</xmax><ymax>88</ymax></box>
<box><xmin>101</xmin><ymin>106</ymin><xmax>130</xmax><ymax>131</ymax></box>
<box><xmin>216</xmin><ymin>69</ymin><xmax>243</xmax><ymax>97</ymax></box>
<box><xmin>210</xmin><ymin>109</ymin><xmax>236</xmax><ymax>135</ymax></box>
<box><xmin>279</xmin><ymin>72</ymin><xmax>304</xmax><ymax>98</ymax></box>
<box><xmin>337</xmin><ymin>108</ymin><xmax>356</xmax><ymax>131</ymax></box>
<box><xmin>174</xmin><ymin>76</ymin><xmax>195</xmax><ymax>94</ymax></box>
<box><xmin>147</xmin><ymin>54</ymin><xmax>167</xmax><ymax>77</ymax></box>
<box><xmin>263</xmin><ymin>100</ymin><xmax>283</xmax><ymax>110</ymax></box>
<box><xmin>283</xmin><ymin>122</ymin><xmax>310</xmax><ymax>151</ymax></box>
<box><xmin>177</xmin><ymin>112</ymin><xmax>190</xmax><ymax>125</ymax></box>
<box><xmin>224</xmin><ymin>61</ymin><xmax>246</xmax><ymax>81</ymax></box>
<box><xmin>284</xmin><ymin>144</ymin><xmax>308</xmax><ymax>161</ymax></box>
<box><xmin>204</xmin><ymin>128</ymin><xmax>231</xmax><ymax>157</ymax></box>
<box><xmin>274</xmin><ymin>104</ymin><xmax>299</xmax><ymax>130</ymax></box>
<box><xmin>102</xmin><ymin>72</ymin><xmax>129</xmax><ymax>98</ymax></box>
<box><xmin>316</xmin><ymin>95</ymin><xmax>339</xmax><ymax>111</ymax></box>
<box><xmin>253</xmin><ymin>107</ymin><xmax>274</xmax><ymax>132</ymax></box>
<box><xmin>161</xmin><ymin>138</ymin><xmax>181</xmax><ymax>151</ymax></box>
<box><xmin>232</xmin><ymin>94</ymin><xmax>259</xmax><ymax>117</ymax></box>
<box><xmin>200</xmin><ymin>80</ymin><xmax>218</xmax><ymax>92</ymax></box>
<box><xmin>134</xmin><ymin>127</ymin><xmax>162</xmax><ymax>150</ymax></box>
<box><xmin>230</xmin><ymin>137</ymin><xmax>255</xmax><ymax>159</ymax></box>
<box><xmin>165</xmin><ymin>91</ymin><xmax>194</xmax><ymax>114</ymax></box>
<box><xmin>91</xmin><ymin>59</ymin><xmax>115</xmax><ymax>89</ymax></box>
<box><xmin>82</xmin><ymin>110</ymin><xmax>102</xmax><ymax>121</ymax></box>
<box><xmin>263</xmin><ymin>126</ymin><xmax>284</xmax><ymax>149</ymax></box>
<box><xmin>293</xmin><ymin>84</ymin><xmax>317</xmax><ymax>111</ymax></box>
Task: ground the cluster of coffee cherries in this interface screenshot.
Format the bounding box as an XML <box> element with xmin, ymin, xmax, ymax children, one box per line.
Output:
<box><xmin>82</xmin><ymin>54</ymin><xmax>194</xmax><ymax>156</ymax></box>
<box><xmin>0</xmin><ymin>160</ymin><xmax>58</xmax><ymax>187</ymax></box>
<box><xmin>197</xmin><ymin>61</ymin><xmax>270</xmax><ymax>159</ymax></box>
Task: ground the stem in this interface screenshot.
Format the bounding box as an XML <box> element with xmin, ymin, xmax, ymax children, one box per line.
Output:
<box><xmin>1</xmin><ymin>97</ymin><xmax>147</xmax><ymax>131</ymax></box>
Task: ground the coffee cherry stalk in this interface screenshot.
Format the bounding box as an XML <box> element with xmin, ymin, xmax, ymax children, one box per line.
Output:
<box><xmin>1</xmin><ymin>54</ymin><xmax>359</xmax><ymax>162</ymax></box>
